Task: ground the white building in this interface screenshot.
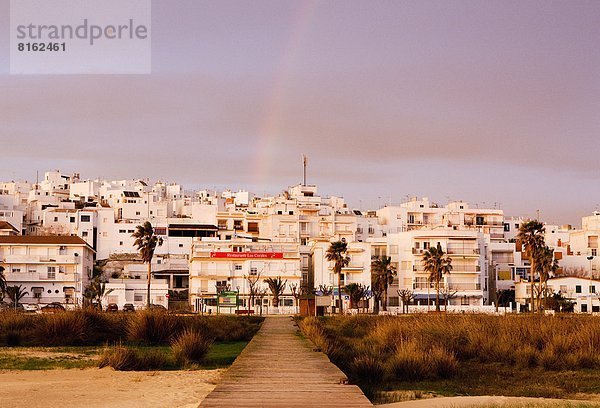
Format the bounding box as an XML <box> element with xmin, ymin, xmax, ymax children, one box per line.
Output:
<box><xmin>0</xmin><ymin>235</ymin><xmax>94</xmax><ymax>307</ymax></box>
<box><xmin>516</xmin><ymin>276</ymin><xmax>600</xmax><ymax>313</ymax></box>
<box><xmin>189</xmin><ymin>239</ymin><xmax>301</xmax><ymax>314</ymax></box>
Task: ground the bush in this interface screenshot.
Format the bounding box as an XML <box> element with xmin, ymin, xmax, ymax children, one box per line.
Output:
<box><xmin>33</xmin><ymin>312</ymin><xmax>88</xmax><ymax>346</ymax></box>
<box><xmin>387</xmin><ymin>341</ymin><xmax>429</xmax><ymax>381</ymax></box>
<box><xmin>171</xmin><ymin>329</ymin><xmax>213</xmax><ymax>365</ymax></box>
<box><xmin>127</xmin><ymin>310</ymin><xmax>182</xmax><ymax>345</ymax></box>
<box><xmin>98</xmin><ymin>345</ymin><xmax>170</xmax><ymax>371</ymax></box>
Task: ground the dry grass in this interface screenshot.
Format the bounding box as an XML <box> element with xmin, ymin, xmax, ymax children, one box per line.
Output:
<box><xmin>171</xmin><ymin>329</ymin><xmax>213</xmax><ymax>365</ymax></box>
<box><xmin>0</xmin><ymin>310</ymin><xmax>263</xmax><ymax>347</ymax></box>
<box><xmin>297</xmin><ymin>314</ymin><xmax>600</xmax><ymax>400</ymax></box>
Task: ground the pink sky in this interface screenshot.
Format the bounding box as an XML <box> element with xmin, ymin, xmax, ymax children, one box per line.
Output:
<box><xmin>1</xmin><ymin>0</ymin><xmax>599</xmax><ymax>225</ymax></box>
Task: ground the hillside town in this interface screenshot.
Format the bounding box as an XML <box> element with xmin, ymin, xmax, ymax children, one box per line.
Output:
<box><xmin>1</xmin><ymin>169</ymin><xmax>599</xmax><ymax>315</ymax></box>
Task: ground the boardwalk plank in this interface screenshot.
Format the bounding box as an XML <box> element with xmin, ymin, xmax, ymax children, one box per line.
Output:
<box><xmin>200</xmin><ymin>316</ymin><xmax>372</xmax><ymax>407</ymax></box>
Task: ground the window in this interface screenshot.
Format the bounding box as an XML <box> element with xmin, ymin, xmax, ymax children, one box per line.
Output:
<box><xmin>283</xmin><ymin>298</ymin><xmax>293</xmax><ymax>307</ymax></box>
<box><xmin>134</xmin><ymin>294</ymin><xmax>144</xmax><ymax>302</ymax></box>
<box><xmin>388</xmin><ymin>296</ymin><xmax>400</xmax><ymax>307</ymax></box>
<box><xmin>33</xmin><ymin>288</ymin><xmax>43</xmax><ymax>298</ymax></box>
<box><xmin>593</xmin><ymin>249</ymin><xmax>598</xmax><ymax>257</ymax></box>
<box><xmin>11</xmin><ymin>267</ymin><xmax>21</xmax><ymax>273</ymax></box>
<box><xmin>119</xmin><ymin>229</ymin><xmax>126</xmax><ymax>233</ymax></box>
<box><xmin>135</xmin><ymin>211</ymin><xmax>141</xmax><ymax>216</ymax></box>
<box><xmin>82</xmin><ymin>231</ymin><xmax>88</xmax><ymax>237</ymax></box>
<box><xmin>233</xmin><ymin>245</ymin><xmax>243</xmax><ymax>252</ymax></box>
<box><xmin>47</xmin><ymin>267</ymin><xmax>56</xmax><ymax>279</ymax></box>
<box><xmin>582</xmin><ymin>304</ymin><xmax>588</xmax><ymax>313</ymax></box>
<box><xmin>389</xmin><ymin>245</ymin><xmax>398</xmax><ymax>255</ymax></box>
<box><xmin>119</xmin><ymin>241</ymin><xmax>123</xmax><ymax>246</ymax></box>
<box><xmin>178</xmin><ymin>243</ymin><xmax>184</xmax><ymax>248</ymax></box>
<box><xmin>234</xmin><ymin>264</ymin><xmax>242</xmax><ymax>271</ymax></box>
<box><xmin>70</xmin><ymin>217</ymin><xmax>75</xmax><ymax>223</ymax></box>
<box><xmin>250</xmin><ymin>267</ymin><xmax>257</xmax><ymax>275</ymax></box>
<box><xmin>576</xmin><ymin>285</ymin><xmax>582</xmax><ymax>293</ymax></box>
<box><xmin>81</xmin><ymin>215</ymin><xmax>91</xmax><ymax>222</ymax></box>
<box><xmin>503</xmin><ymin>223</ymin><xmax>510</xmax><ymax>232</ymax></box>
<box><xmin>368</xmin><ymin>226</ymin><xmax>375</xmax><ymax>234</ymax></box>
<box><xmin>54</xmin><ymin>217</ymin><xmax>58</xmax><ymax>222</ymax></box>
<box><xmin>590</xmin><ymin>286</ymin><xmax>596</xmax><ymax>294</ymax></box>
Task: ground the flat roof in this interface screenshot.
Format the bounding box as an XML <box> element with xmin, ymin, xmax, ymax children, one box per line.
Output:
<box><xmin>0</xmin><ymin>235</ymin><xmax>92</xmax><ymax>248</ymax></box>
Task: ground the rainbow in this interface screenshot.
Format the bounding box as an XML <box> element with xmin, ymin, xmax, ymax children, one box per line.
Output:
<box><xmin>253</xmin><ymin>0</ymin><xmax>318</xmax><ymax>186</ymax></box>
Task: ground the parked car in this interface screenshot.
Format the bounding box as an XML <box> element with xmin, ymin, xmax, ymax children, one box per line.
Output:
<box><xmin>41</xmin><ymin>302</ymin><xmax>66</xmax><ymax>313</ymax></box>
<box><xmin>24</xmin><ymin>304</ymin><xmax>40</xmax><ymax>312</ymax></box>
<box><xmin>106</xmin><ymin>303</ymin><xmax>119</xmax><ymax>312</ymax></box>
<box><xmin>148</xmin><ymin>304</ymin><xmax>167</xmax><ymax>311</ymax></box>
<box><xmin>123</xmin><ymin>303</ymin><xmax>136</xmax><ymax>312</ymax></box>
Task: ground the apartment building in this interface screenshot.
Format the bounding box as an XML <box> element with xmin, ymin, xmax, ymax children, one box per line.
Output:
<box><xmin>516</xmin><ymin>277</ymin><xmax>600</xmax><ymax>313</ymax></box>
<box><xmin>0</xmin><ymin>235</ymin><xmax>94</xmax><ymax>307</ymax></box>
<box><xmin>189</xmin><ymin>239</ymin><xmax>301</xmax><ymax>313</ymax></box>
<box><xmin>388</xmin><ymin>229</ymin><xmax>487</xmax><ymax>306</ymax></box>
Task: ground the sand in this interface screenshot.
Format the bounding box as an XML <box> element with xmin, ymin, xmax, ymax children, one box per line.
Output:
<box><xmin>379</xmin><ymin>396</ymin><xmax>600</xmax><ymax>407</ymax></box>
<box><xmin>0</xmin><ymin>367</ymin><xmax>224</xmax><ymax>408</ymax></box>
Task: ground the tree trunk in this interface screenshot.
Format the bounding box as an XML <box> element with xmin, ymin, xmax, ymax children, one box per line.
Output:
<box><xmin>147</xmin><ymin>262</ymin><xmax>152</xmax><ymax>309</ymax></box>
<box><xmin>373</xmin><ymin>296</ymin><xmax>380</xmax><ymax>314</ymax></box>
<box><xmin>530</xmin><ymin>259</ymin><xmax>535</xmax><ymax>313</ymax></box>
<box><xmin>382</xmin><ymin>284</ymin><xmax>388</xmax><ymax>312</ymax></box>
<box><xmin>338</xmin><ymin>270</ymin><xmax>343</xmax><ymax>315</ymax></box>
<box><xmin>435</xmin><ymin>279</ymin><xmax>440</xmax><ymax>312</ymax></box>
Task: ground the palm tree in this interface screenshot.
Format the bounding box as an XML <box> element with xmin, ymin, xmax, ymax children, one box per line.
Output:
<box><xmin>326</xmin><ymin>241</ymin><xmax>349</xmax><ymax>314</ymax></box>
<box><xmin>84</xmin><ymin>278</ymin><xmax>115</xmax><ymax>310</ymax></box>
<box><xmin>264</xmin><ymin>276</ymin><xmax>287</xmax><ymax>308</ymax></box>
<box><xmin>0</xmin><ymin>265</ymin><xmax>7</xmax><ymax>301</ymax></box>
<box><xmin>422</xmin><ymin>243</ymin><xmax>453</xmax><ymax>312</ymax></box>
<box><xmin>517</xmin><ymin>220</ymin><xmax>545</xmax><ymax>313</ymax></box>
<box><xmin>5</xmin><ymin>285</ymin><xmax>29</xmax><ymax>310</ymax></box>
<box><xmin>132</xmin><ymin>221</ymin><xmax>163</xmax><ymax>308</ymax></box>
<box><xmin>536</xmin><ymin>246</ymin><xmax>559</xmax><ymax>311</ymax></box>
<box><xmin>371</xmin><ymin>256</ymin><xmax>397</xmax><ymax>312</ymax></box>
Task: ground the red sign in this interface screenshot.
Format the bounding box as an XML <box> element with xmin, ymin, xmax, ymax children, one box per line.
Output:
<box><xmin>210</xmin><ymin>252</ymin><xmax>284</xmax><ymax>259</ymax></box>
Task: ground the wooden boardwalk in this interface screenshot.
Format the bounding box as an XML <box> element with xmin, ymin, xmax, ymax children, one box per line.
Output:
<box><xmin>200</xmin><ymin>316</ymin><xmax>372</xmax><ymax>407</ymax></box>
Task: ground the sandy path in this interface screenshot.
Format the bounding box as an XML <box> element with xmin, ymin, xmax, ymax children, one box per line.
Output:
<box><xmin>0</xmin><ymin>367</ymin><xmax>225</xmax><ymax>408</ymax></box>
<box><xmin>379</xmin><ymin>396</ymin><xmax>600</xmax><ymax>407</ymax></box>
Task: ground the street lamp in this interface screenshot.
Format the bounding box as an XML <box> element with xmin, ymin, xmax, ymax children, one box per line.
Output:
<box><xmin>587</xmin><ymin>255</ymin><xmax>594</xmax><ymax>313</ymax></box>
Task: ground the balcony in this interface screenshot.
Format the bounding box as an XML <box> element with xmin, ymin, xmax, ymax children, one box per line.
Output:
<box><xmin>447</xmin><ymin>283</ymin><xmax>482</xmax><ymax>291</ymax></box>
<box><xmin>446</xmin><ymin>247</ymin><xmax>480</xmax><ymax>256</ymax></box>
<box><xmin>413</xmin><ymin>265</ymin><xmax>480</xmax><ymax>272</ymax></box>
<box><xmin>3</xmin><ymin>254</ymin><xmax>80</xmax><ymax>264</ymax></box>
<box><xmin>8</xmin><ymin>271</ymin><xmax>80</xmax><ymax>282</ymax></box>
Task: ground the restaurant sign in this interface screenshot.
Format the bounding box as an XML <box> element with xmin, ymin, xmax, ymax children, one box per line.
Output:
<box><xmin>210</xmin><ymin>252</ymin><xmax>284</xmax><ymax>259</ymax></box>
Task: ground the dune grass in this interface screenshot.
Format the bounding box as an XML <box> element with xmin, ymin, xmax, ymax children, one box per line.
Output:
<box><xmin>297</xmin><ymin>314</ymin><xmax>600</xmax><ymax>403</ymax></box>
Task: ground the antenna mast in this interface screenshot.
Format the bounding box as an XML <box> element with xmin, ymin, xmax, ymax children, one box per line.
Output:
<box><xmin>302</xmin><ymin>155</ymin><xmax>307</xmax><ymax>186</ymax></box>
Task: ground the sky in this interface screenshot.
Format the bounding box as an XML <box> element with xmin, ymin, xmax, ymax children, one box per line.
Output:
<box><xmin>1</xmin><ymin>0</ymin><xmax>599</xmax><ymax>225</ymax></box>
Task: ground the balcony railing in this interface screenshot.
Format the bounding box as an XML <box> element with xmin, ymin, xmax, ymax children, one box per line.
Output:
<box><xmin>446</xmin><ymin>248</ymin><xmax>480</xmax><ymax>255</ymax></box>
<box><xmin>447</xmin><ymin>283</ymin><xmax>482</xmax><ymax>291</ymax></box>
